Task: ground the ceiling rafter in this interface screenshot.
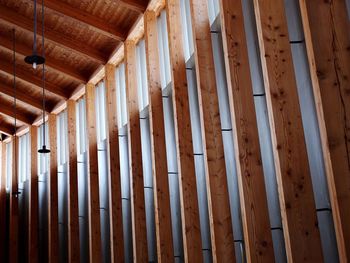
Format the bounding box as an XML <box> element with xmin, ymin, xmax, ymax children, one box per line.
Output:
<box><xmin>0</xmin><ymin>60</ymin><xmax>68</xmax><ymax>100</ymax></box>
<box><xmin>0</xmin><ymin>5</ymin><xmax>107</xmax><ymax>64</ymax></box>
<box><xmin>0</xmin><ymin>123</ymin><xmax>14</xmax><ymax>136</ymax></box>
<box><xmin>117</xmin><ymin>0</ymin><xmax>148</xmax><ymax>13</ymax></box>
<box><xmin>0</xmin><ymin>104</ymin><xmax>33</xmax><ymax>125</ymax></box>
<box><xmin>0</xmin><ymin>37</ymin><xmax>88</xmax><ymax>83</ymax></box>
<box><xmin>31</xmin><ymin>0</ymin><xmax>126</xmax><ymax>41</ymax></box>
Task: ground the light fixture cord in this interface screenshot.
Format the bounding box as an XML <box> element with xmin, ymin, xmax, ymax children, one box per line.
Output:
<box><xmin>41</xmin><ymin>0</ymin><xmax>46</xmax><ymax>147</ymax></box>
<box><xmin>13</xmin><ymin>29</ymin><xmax>17</xmax><ymax>180</ymax></box>
<box><xmin>33</xmin><ymin>0</ymin><xmax>37</xmax><ymax>54</ymax></box>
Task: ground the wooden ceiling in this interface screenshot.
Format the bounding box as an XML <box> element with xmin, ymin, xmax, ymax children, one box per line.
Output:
<box><xmin>0</xmin><ymin>0</ymin><xmax>148</xmax><ymax>138</ymax></box>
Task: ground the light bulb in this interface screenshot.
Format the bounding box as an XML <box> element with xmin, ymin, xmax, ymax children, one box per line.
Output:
<box><xmin>33</xmin><ymin>62</ymin><xmax>37</xmax><ymax>70</ymax></box>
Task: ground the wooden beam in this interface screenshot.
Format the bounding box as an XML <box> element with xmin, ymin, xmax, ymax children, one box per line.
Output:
<box><xmin>114</xmin><ymin>0</ymin><xmax>148</xmax><ymax>13</ymax></box>
<box><xmin>30</xmin><ymin>0</ymin><xmax>125</xmax><ymax>41</ymax></box>
<box><xmin>9</xmin><ymin>136</ymin><xmax>19</xmax><ymax>263</ymax></box>
<box><xmin>66</xmin><ymin>100</ymin><xmax>80</xmax><ymax>262</ymax></box>
<box><xmin>165</xmin><ymin>1</ymin><xmax>203</xmax><ymax>261</ymax></box>
<box><xmin>104</xmin><ymin>65</ymin><xmax>124</xmax><ymax>262</ymax></box>
<box><xmin>0</xmin><ymin>37</ymin><xmax>87</xmax><ymax>83</ymax></box>
<box><xmin>0</xmin><ymin>5</ymin><xmax>107</xmax><ymax>64</ymax></box>
<box><xmin>188</xmin><ymin>0</ymin><xmax>236</xmax><ymax>261</ymax></box>
<box><xmin>85</xmin><ymin>83</ymin><xmax>102</xmax><ymax>263</ymax></box>
<box><xmin>218</xmin><ymin>0</ymin><xmax>275</xmax><ymax>261</ymax></box>
<box><xmin>0</xmin><ymin>103</ymin><xmax>33</xmax><ymax>125</ymax></box>
<box><xmin>28</xmin><ymin>126</ymin><xmax>39</xmax><ymax>263</ymax></box>
<box><xmin>253</xmin><ymin>0</ymin><xmax>323</xmax><ymax>261</ymax></box>
<box><xmin>0</xmin><ymin>141</ymin><xmax>7</xmax><ymax>261</ymax></box>
<box><xmin>125</xmin><ymin>40</ymin><xmax>148</xmax><ymax>262</ymax></box>
<box><xmin>144</xmin><ymin>11</ymin><xmax>174</xmax><ymax>262</ymax></box>
<box><xmin>299</xmin><ymin>0</ymin><xmax>350</xmax><ymax>261</ymax></box>
<box><xmin>0</xmin><ymin>60</ymin><xmax>68</xmax><ymax>100</ymax></box>
<box><xmin>0</xmin><ymin>123</ymin><xmax>15</xmax><ymax>136</ymax></box>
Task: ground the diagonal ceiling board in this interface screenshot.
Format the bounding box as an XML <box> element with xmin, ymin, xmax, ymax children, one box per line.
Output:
<box><xmin>0</xmin><ymin>104</ymin><xmax>34</xmax><ymax>125</ymax></box>
<box><xmin>117</xmin><ymin>0</ymin><xmax>149</xmax><ymax>13</ymax></box>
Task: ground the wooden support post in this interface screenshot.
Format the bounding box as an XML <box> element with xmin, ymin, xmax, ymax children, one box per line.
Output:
<box><xmin>48</xmin><ymin>114</ymin><xmax>59</xmax><ymax>263</ymax></box>
<box><xmin>0</xmin><ymin>141</ymin><xmax>7</xmax><ymax>261</ymax></box>
<box><xmin>9</xmin><ymin>136</ymin><xmax>19</xmax><ymax>263</ymax></box>
<box><xmin>144</xmin><ymin>10</ymin><xmax>174</xmax><ymax>262</ymax></box>
<box><xmin>29</xmin><ymin>126</ymin><xmax>39</xmax><ymax>263</ymax></box>
<box><xmin>104</xmin><ymin>64</ymin><xmax>125</xmax><ymax>262</ymax></box>
<box><xmin>67</xmin><ymin>100</ymin><xmax>80</xmax><ymax>263</ymax></box>
<box><xmin>85</xmin><ymin>83</ymin><xmax>102</xmax><ymax>262</ymax></box>
<box><xmin>299</xmin><ymin>1</ymin><xmax>350</xmax><ymax>261</ymax></box>
<box><xmin>124</xmin><ymin>40</ymin><xmax>148</xmax><ymax>262</ymax></box>
<box><xmin>253</xmin><ymin>0</ymin><xmax>323</xmax><ymax>261</ymax></box>
<box><xmin>188</xmin><ymin>0</ymin><xmax>235</xmax><ymax>261</ymax></box>
<box><xmin>165</xmin><ymin>1</ymin><xmax>203</xmax><ymax>261</ymax></box>
<box><xmin>218</xmin><ymin>0</ymin><xmax>275</xmax><ymax>261</ymax></box>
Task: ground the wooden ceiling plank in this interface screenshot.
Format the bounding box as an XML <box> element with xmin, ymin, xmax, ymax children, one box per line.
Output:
<box><xmin>116</xmin><ymin>0</ymin><xmax>148</xmax><ymax>13</ymax></box>
<box><xmin>0</xmin><ymin>104</ymin><xmax>33</xmax><ymax>125</ymax></box>
<box><xmin>0</xmin><ymin>5</ymin><xmax>107</xmax><ymax>64</ymax></box>
<box><xmin>0</xmin><ymin>60</ymin><xmax>68</xmax><ymax>100</ymax></box>
<box><xmin>0</xmin><ymin>125</ymin><xmax>14</xmax><ymax>136</ymax></box>
<box><xmin>32</xmin><ymin>0</ymin><xmax>125</xmax><ymax>41</ymax></box>
<box><xmin>0</xmin><ymin>38</ymin><xmax>88</xmax><ymax>83</ymax></box>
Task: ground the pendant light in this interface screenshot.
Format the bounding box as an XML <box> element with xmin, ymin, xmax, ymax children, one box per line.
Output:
<box><xmin>24</xmin><ymin>0</ymin><xmax>45</xmax><ymax>69</ymax></box>
<box><xmin>38</xmin><ymin>0</ymin><xmax>50</xmax><ymax>154</ymax></box>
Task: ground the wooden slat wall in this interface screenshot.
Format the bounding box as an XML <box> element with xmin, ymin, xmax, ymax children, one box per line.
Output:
<box><xmin>85</xmin><ymin>83</ymin><xmax>102</xmax><ymax>263</ymax></box>
<box><xmin>252</xmin><ymin>0</ymin><xmax>323</xmax><ymax>261</ymax></box>
<box><xmin>165</xmin><ymin>1</ymin><xmax>203</xmax><ymax>261</ymax></box>
<box><xmin>67</xmin><ymin>100</ymin><xmax>80</xmax><ymax>263</ymax></box>
<box><xmin>124</xmin><ymin>40</ymin><xmax>148</xmax><ymax>262</ymax></box>
<box><xmin>144</xmin><ymin>10</ymin><xmax>174</xmax><ymax>262</ymax></box>
<box><xmin>29</xmin><ymin>126</ymin><xmax>39</xmax><ymax>263</ymax></box>
<box><xmin>48</xmin><ymin>114</ymin><xmax>59</xmax><ymax>263</ymax></box>
<box><xmin>218</xmin><ymin>0</ymin><xmax>275</xmax><ymax>261</ymax></box>
<box><xmin>104</xmin><ymin>64</ymin><xmax>125</xmax><ymax>262</ymax></box>
<box><xmin>0</xmin><ymin>141</ymin><xmax>6</xmax><ymax>261</ymax></box>
<box><xmin>188</xmin><ymin>0</ymin><xmax>235</xmax><ymax>261</ymax></box>
<box><xmin>299</xmin><ymin>1</ymin><xmax>350</xmax><ymax>261</ymax></box>
<box><xmin>9</xmin><ymin>136</ymin><xmax>18</xmax><ymax>263</ymax></box>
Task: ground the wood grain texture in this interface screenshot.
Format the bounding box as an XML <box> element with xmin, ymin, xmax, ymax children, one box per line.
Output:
<box><xmin>165</xmin><ymin>1</ymin><xmax>203</xmax><ymax>261</ymax></box>
<box><xmin>218</xmin><ymin>0</ymin><xmax>275</xmax><ymax>261</ymax></box>
<box><xmin>48</xmin><ymin>114</ymin><xmax>59</xmax><ymax>263</ymax></box>
<box><xmin>0</xmin><ymin>141</ymin><xmax>7</xmax><ymax>261</ymax></box>
<box><xmin>29</xmin><ymin>126</ymin><xmax>39</xmax><ymax>263</ymax></box>
<box><xmin>144</xmin><ymin>10</ymin><xmax>174</xmax><ymax>262</ymax></box>
<box><xmin>9</xmin><ymin>136</ymin><xmax>19</xmax><ymax>263</ymax></box>
<box><xmin>299</xmin><ymin>1</ymin><xmax>350</xmax><ymax>261</ymax></box>
<box><xmin>125</xmin><ymin>40</ymin><xmax>148</xmax><ymax>262</ymax></box>
<box><xmin>188</xmin><ymin>0</ymin><xmax>235</xmax><ymax>261</ymax></box>
<box><xmin>67</xmin><ymin>100</ymin><xmax>80</xmax><ymax>263</ymax></box>
<box><xmin>104</xmin><ymin>64</ymin><xmax>125</xmax><ymax>262</ymax></box>
<box><xmin>85</xmin><ymin>83</ymin><xmax>102</xmax><ymax>263</ymax></box>
<box><xmin>253</xmin><ymin>0</ymin><xmax>323</xmax><ymax>261</ymax></box>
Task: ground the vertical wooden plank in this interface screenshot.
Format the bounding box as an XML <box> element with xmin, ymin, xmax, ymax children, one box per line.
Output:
<box><xmin>0</xmin><ymin>141</ymin><xmax>7</xmax><ymax>260</ymax></box>
<box><xmin>85</xmin><ymin>82</ymin><xmax>102</xmax><ymax>263</ymax></box>
<box><xmin>218</xmin><ymin>0</ymin><xmax>275</xmax><ymax>261</ymax></box>
<box><xmin>29</xmin><ymin>126</ymin><xmax>39</xmax><ymax>263</ymax></box>
<box><xmin>165</xmin><ymin>1</ymin><xmax>203</xmax><ymax>262</ymax></box>
<box><xmin>9</xmin><ymin>136</ymin><xmax>19</xmax><ymax>263</ymax></box>
<box><xmin>187</xmin><ymin>0</ymin><xmax>236</xmax><ymax>261</ymax></box>
<box><xmin>124</xmin><ymin>40</ymin><xmax>148</xmax><ymax>262</ymax></box>
<box><xmin>299</xmin><ymin>1</ymin><xmax>350</xmax><ymax>261</ymax></box>
<box><xmin>104</xmin><ymin>64</ymin><xmax>125</xmax><ymax>262</ymax></box>
<box><xmin>48</xmin><ymin>114</ymin><xmax>59</xmax><ymax>263</ymax></box>
<box><xmin>144</xmin><ymin>10</ymin><xmax>174</xmax><ymax>262</ymax></box>
<box><xmin>253</xmin><ymin>0</ymin><xmax>323</xmax><ymax>262</ymax></box>
<box><xmin>67</xmin><ymin>100</ymin><xmax>80</xmax><ymax>263</ymax></box>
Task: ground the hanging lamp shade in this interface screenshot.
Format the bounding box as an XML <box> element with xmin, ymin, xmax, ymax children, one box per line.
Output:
<box><xmin>24</xmin><ymin>0</ymin><xmax>45</xmax><ymax>69</ymax></box>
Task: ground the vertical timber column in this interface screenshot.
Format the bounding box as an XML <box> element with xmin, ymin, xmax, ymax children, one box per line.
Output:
<box><xmin>144</xmin><ymin>10</ymin><xmax>174</xmax><ymax>262</ymax></box>
<box><xmin>253</xmin><ymin>0</ymin><xmax>323</xmax><ymax>262</ymax></box>
<box><xmin>218</xmin><ymin>0</ymin><xmax>275</xmax><ymax>261</ymax></box>
<box><xmin>0</xmin><ymin>141</ymin><xmax>6</xmax><ymax>260</ymax></box>
<box><xmin>299</xmin><ymin>1</ymin><xmax>350</xmax><ymax>261</ymax></box>
<box><xmin>165</xmin><ymin>1</ymin><xmax>203</xmax><ymax>262</ymax></box>
<box><xmin>124</xmin><ymin>40</ymin><xmax>148</xmax><ymax>262</ymax></box>
<box><xmin>67</xmin><ymin>100</ymin><xmax>80</xmax><ymax>263</ymax></box>
<box><xmin>188</xmin><ymin>0</ymin><xmax>235</xmax><ymax>261</ymax></box>
<box><xmin>29</xmin><ymin>126</ymin><xmax>39</xmax><ymax>263</ymax></box>
<box><xmin>9</xmin><ymin>136</ymin><xmax>19</xmax><ymax>263</ymax></box>
<box><xmin>85</xmin><ymin>82</ymin><xmax>102</xmax><ymax>262</ymax></box>
<box><xmin>48</xmin><ymin>114</ymin><xmax>59</xmax><ymax>263</ymax></box>
<box><xmin>105</xmin><ymin>64</ymin><xmax>125</xmax><ymax>262</ymax></box>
